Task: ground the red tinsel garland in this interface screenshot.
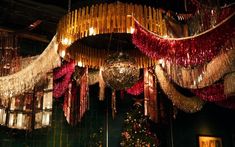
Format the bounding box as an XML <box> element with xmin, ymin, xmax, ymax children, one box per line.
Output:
<box><xmin>79</xmin><ymin>67</ymin><xmax>89</xmax><ymax>122</ymax></box>
<box><xmin>53</xmin><ymin>60</ymin><xmax>75</xmax><ymax>80</ymax></box>
<box><xmin>63</xmin><ymin>68</ymin><xmax>89</xmax><ymax>125</ymax></box>
<box><xmin>214</xmin><ymin>97</ymin><xmax>235</xmax><ymax>109</ymax></box>
<box><xmin>53</xmin><ymin>71</ymin><xmax>74</xmax><ymax>98</ymax></box>
<box><xmin>53</xmin><ymin>60</ymin><xmax>75</xmax><ymax>98</ymax></box>
<box><xmin>126</xmin><ymin>79</ymin><xmax>144</xmax><ymax>96</ymax></box>
<box><xmin>190</xmin><ymin>82</ymin><xmax>235</xmax><ymax>109</ymax></box>
<box><xmin>63</xmin><ymin>81</ymin><xmax>79</xmax><ymax>125</ymax></box>
<box><xmin>132</xmin><ymin>12</ymin><xmax>235</xmax><ymax>67</ymax></box>
<box><xmin>191</xmin><ymin>83</ymin><xmax>227</xmax><ymax>102</ymax></box>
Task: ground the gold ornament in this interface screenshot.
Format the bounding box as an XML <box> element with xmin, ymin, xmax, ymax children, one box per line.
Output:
<box><xmin>56</xmin><ymin>2</ymin><xmax>167</xmax><ymax>68</ymax></box>
<box><xmin>102</xmin><ymin>52</ymin><xmax>139</xmax><ymax>90</ymax></box>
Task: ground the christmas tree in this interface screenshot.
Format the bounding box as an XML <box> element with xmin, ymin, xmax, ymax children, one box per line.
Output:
<box><xmin>120</xmin><ymin>102</ymin><xmax>160</xmax><ymax>147</ymax></box>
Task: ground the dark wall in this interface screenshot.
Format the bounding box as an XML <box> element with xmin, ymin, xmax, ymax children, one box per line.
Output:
<box><xmin>172</xmin><ymin>103</ymin><xmax>235</xmax><ymax>147</ymax></box>
<box><xmin>1</xmin><ymin>83</ymin><xmax>235</xmax><ymax>147</ymax></box>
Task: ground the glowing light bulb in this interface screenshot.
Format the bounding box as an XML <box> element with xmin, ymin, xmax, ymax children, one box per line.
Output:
<box><xmin>77</xmin><ymin>61</ymin><xmax>83</xmax><ymax>67</ymax></box>
<box><xmin>162</xmin><ymin>35</ymin><xmax>168</xmax><ymax>38</ymax></box>
<box><xmin>130</xmin><ymin>27</ymin><xmax>135</xmax><ymax>34</ymax></box>
<box><xmin>61</xmin><ymin>38</ymin><xmax>71</xmax><ymax>45</ymax></box>
<box><xmin>89</xmin><ymin>27</ymin><xmax>95</xmax><ymax>35</ymax></box>
<box><xmin>61</xmin><ymin>50</ymin><xmax>66</xmax><ymax>58</ymax></box>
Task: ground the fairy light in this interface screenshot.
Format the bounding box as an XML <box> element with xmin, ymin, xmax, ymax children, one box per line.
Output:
<box><xmin>77</xmin><ymin>61</ymin><xmax>83</xmax><ymax>67</ymax></box>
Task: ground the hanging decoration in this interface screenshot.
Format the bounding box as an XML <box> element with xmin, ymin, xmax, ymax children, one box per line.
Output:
<box><xmin>0</xmin><ymin>36</ymin><xmax>61</xmax><ymax>100</ymax></box>
<box><xmin>63</xmin><ymin>81</ymin><xmax>79</xmax><ymax>126</ymax></box>
<box><xmin>57</xmin><ymin>2</ymin><xmax>166</xmax><ymax>69</ymax></box>
<box><xmin>66</xmin><ymin>42</ymin><xmax>160</xmax><ymax>69</ymax></box>
<box><xmin>79</xmin><ymin>67</ymin><xmax>89</xmax><ymax>122</ymax></box>
<box><xmin>132</xmin><ymin>11</ymin><xmax>235</xmax><ymax>67</ymax></box>
<box><xmin>161</xmin><ymin>47</ymin><xmax>235</xmax><ymax>89</ymax></box>
<box><xmin>88</xmin><ymin>70</ymin><xmax>99</xmax><ymax>85</ymax></box>
<box><xmin>126</xmin><ymin>79</ymin><xmax>144</xmax><ymax>96</ymax></box>
<box><xmin>63</xmin><ymin>67</ymin><xmax>89</xmax><ymax>125</ymax></box>
<box><xmin>53</xmin><ymin>60</ymin><xmax>75</xmax><ymax>79</ymax></box>
<box><xmin>53</xmin><ymin>71</ymin><xmax>73</xmax><ymax>98</ymax></box>
<box><xmin>102</xmin><ymin>52</ymin><xmax>139</xmax><ymax>90</ymax></box>
<box><xmin>99</xmin><ymin>68</ymin><xmax>106</xmax><ymax>101</ymax></box>
<box><xmin>155</xmin><ymin>65</ymin><xmax>204</xmax><ymax>113</ymax></box>
<box><xmin>144</xmin><ymin>68</ymin><xmax>158</xmax><ymax>123</ymax></box>
<box><xmin>57</xmin><ymin>2</ymin><xmax>166</xmax><ymax>44</ymax></box>
<box><xmin>53</xmin><ymin>60</ymin><xmax>75</xmax><ymax>98</ymax></box>
<box><xmin>191</xmin><ymin>83</ymin><xmax>227</xmax><ymax>102</ymax></box>
<box><xmin>111</xmin><ymin>90</ymin><xmax>117</xmax><ymax>119</ymax></box>
<box><xmin>20</xmin><ymin>56</ymin><xmax>38</xmax><ymax>69</ymax></box>
<box><xmin>224</xmin><ymin>72</ymin><xmax>235</xmax><ymax>96</ymax></box>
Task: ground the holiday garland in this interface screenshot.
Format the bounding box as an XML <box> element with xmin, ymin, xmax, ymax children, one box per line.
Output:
<box><xmin>53</xmin><ymin>60</ymin><xmax>75</xmax><ymax>98</ymax></box>
<box><xmin>155</xmin><ymin>65</ymin><xmax>204</xmax><ymax>113</ymax></box>
<box><xmin>191</xmin><ymin>83</ymin><xmax>227</xmax><ymax>102</ymax></box>
<box><xmin>161</xmin><ymin>47</ymin><xmax>235</xmax><ymax>89</ymax></box>
<box><xmin>126</xmin><ymin>79</ymin><xmax>144</xmax><ymax>96</ymax></box>
<box><xmin>0</xmin><ymin>36</ymin><xmax>61</xmax><ymax>99</ymax></box>
<box><xmin>132</xmin><ymin>11</ymin><xmax>235</xmax><ymax>67</ymax></box>
<box><xmin>224</xmin><ymin>72</ymin><xmax>235</xmax><ymax>96</ymax></box>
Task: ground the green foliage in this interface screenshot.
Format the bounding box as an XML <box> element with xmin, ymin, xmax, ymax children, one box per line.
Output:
<box><xmin>120</xmin><ymin>104</ymin><xmax>160</xmax><ymax>147</ymax></box>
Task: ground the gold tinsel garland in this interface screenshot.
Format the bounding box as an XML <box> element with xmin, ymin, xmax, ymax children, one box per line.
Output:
<box><xmin>67</xmin><ymin>43</ymin><xmax>159</xmax><ymax>69</ymax></box>
<box><xmin>162</xmin><ymin>47</ymin><xmax>235</xmax><ymax>89</ymax></box>
<box><xmin>88</xmin><ymin>70</ymin><xmax>99</xmax><ymax>85</ymax></box>
<box><xmin>98</xmin><ymin>68</ymin><xmax>106</xmax><ymax>101</ymax></box>
<box><xmin>57</xmin><ymin>2</ymin><xmax>166</xmax><ymax>44</ymax></box>
<box><xmin>0</xmin><ymin>36</ymin><xmax>61</xmax><ymax>99</ymax></box>
<box><xmin>224</xmin><ymin>72</ymin><xmax>235</xmax><ymax>96</ymax></box>
<box><xmin>57</xmin><ymin>2</ymin><xmax>167</xmax><ymax>68</ymax></box>
<box><xmin>155</xmin><ymin>65</ymin><xmax>204</xmax><ymax>113</ymax></box>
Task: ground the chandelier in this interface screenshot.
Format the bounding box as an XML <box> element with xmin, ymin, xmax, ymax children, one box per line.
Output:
<box><xmin>56</xmin><ymin>1</ymin><xmax>167</xmax><ymax>69</ymax></box>
<box><xmin>102</xmin><ymin>52</ymin><xmax>139</xmax><ymax>90</ymax></box>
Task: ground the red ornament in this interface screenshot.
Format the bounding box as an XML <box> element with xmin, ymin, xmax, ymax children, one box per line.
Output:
<box><xmin>126</xmin><ymin>79</ymin><xmax>144</xmax><ymax>96</ymax></box>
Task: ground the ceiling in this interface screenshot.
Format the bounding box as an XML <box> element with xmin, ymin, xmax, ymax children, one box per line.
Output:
<box><xmin>0</xmin><ymin>0</ymin><xmax>233</xmax><ymax>43</ymax></box>
<box><xmin>0</xmin><ymin>0</ymin><xmax>194</xmax><ymax>40</ymax></box>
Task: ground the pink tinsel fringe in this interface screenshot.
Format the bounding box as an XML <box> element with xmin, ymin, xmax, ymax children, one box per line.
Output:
<box><xmin>132</xmin><ymin>12</ymin><xmax>234</xmax><ymax>67</ymax></box>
